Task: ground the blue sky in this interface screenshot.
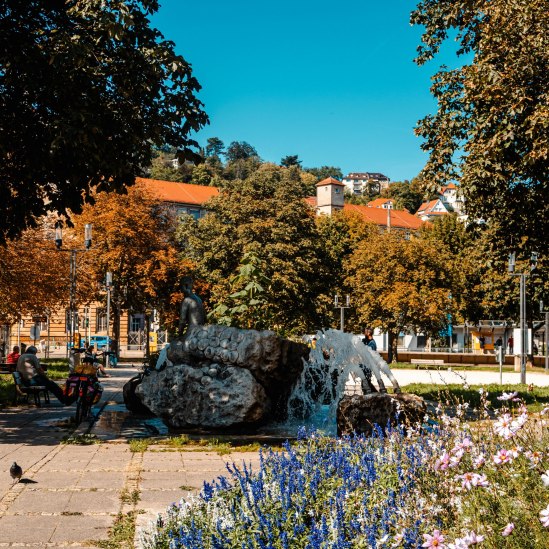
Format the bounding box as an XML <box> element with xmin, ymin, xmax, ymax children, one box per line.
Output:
<box><xmin>152</xmin><ymin>1</ymin><xmax>455</xmax><ymax>182</ymax></box>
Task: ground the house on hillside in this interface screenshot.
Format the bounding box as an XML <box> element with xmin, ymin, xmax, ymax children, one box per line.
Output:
<box><xmin>416</xmin><ymin>198</ymin><xmax>450</xmax><ymax>222</ymax></box>
<box><xmin>439</xmin><ymin>183</ymin><xmax>465</xmax><ymax>214</ymax></box>
<box><xmin>137</xmin><ymin>177</ymin><xmax>218</xmax><ymax>220</ymax></box>
<box><xmin>342</xmin><ymin>172</ymin><xmax>391</xmax><ymax>195</ymax></box>
<box><xmin>367</xmin><ymin>198</ymin><xmax>401</xmax><ymax>210</ymax></box>
<box><xmin>309</xmin><ymin>178</ymin><xmax>424</xmax><ymax>234</ymax></box>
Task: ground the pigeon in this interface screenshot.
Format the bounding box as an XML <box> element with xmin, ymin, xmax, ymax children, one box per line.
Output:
<box><xmin>10</xmin><ymin>462</ymin><xmax>22</xmax><ymax>484</ymax></box>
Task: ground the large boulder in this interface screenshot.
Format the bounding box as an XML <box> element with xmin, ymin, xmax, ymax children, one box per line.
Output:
<box><xmin>165</xmin><ymin>324</ymin><xmax>308</xmax><ymax>419</ymax></box>
<box><xmin>337</xmin><ymin>393</ymin><xmax>427</xmax><ymax>437</ymax></box>
<box><xmin>136</xmin><ymin>362</ymin><xmax>271</xmax><ymax>430</ymax></box>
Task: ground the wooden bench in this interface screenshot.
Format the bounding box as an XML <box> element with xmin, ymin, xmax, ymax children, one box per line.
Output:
<box><xmin>0</xmin><ymin>363</ymin><xmax>15</xmax><ymax>374</ymax></box>
<box><xmin>411</xmin><ymin>358</ymin><xmax>445</xmax><ymax>367</ymax></box>
<box><xmin>12</xmin><ymin>371</ymin><xmax>50</xmax><ymax>407</ymax></box>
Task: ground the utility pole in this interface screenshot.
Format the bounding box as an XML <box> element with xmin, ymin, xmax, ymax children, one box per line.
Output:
<box><xmin>334</xmin><ymin>294</ymin><xmax>350</xmax><ymax>332</ymax></box>
<box><xmin>508</xmin><ymin>252</ymin><xmax>537</xmax><ymax>384</ymax></box>
<box><xmin>55</xmin><ymin>222</ymin><xmax>92</xmax><ymax>354</ymax></box>
<box><xmin>106</xmin><ymin>272</ymin><xmax>112</xmax><ymax>343</ymax></box>
<box><xmin>541</xmin><ymin>300</ymin><xmax>549</xmax><ymax>374</ymax></box>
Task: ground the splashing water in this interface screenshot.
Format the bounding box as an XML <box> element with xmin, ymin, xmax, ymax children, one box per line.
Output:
<box><xmin>155</xmin><ymin>343</ymin><xmax>173</xmax><ymax>371</ymax></box>
<box><xmin>286</xmin><ymin>329</ymin><xmax>401</xmax><ymax>428</ymax></box>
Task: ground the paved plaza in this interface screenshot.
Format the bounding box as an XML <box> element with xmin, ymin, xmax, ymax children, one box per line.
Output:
<box><xmin>1</xmin><ymin>365</ymin><xmax>548</xmax><ymax>547</ymax></box>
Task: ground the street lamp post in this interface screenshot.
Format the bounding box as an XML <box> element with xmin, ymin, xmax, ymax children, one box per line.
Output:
<box><xmin>508</xmin><ymin>252</ymin><xmax>537</xmax><ymax>384</ymax></box>
<box><xmin>540</xmin><ymin>300</ymin><xmax>549</xmax><ymax>374</ymax></box>
<box><xmin>55</xmin><ymin>222</ymin><xmax>92</xmax><ymax>352</ymax></box>
<box><xmin>334</xmin><ymin>294</ymin><xmax>350</xmax><ymax>332</ymax></box>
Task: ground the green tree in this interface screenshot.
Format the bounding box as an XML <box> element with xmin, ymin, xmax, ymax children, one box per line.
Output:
<box><xmin>304</xmin><ymin>166</ymin><xmax>343</xmax><ymax>181</ymax></box>
<box><xmin>205</xmin><ymin>137</ymin><xmax>225</xmax><ymax>159</ymax></box>
<box><xmin>225</xmin><ymin>141</ymin><xmax>259</xmax><ymax>163</ymax></box>
<box><xmin>381</xmin><ymin>181</ymin><xmax>424</xmax><ymax>213</ymax></box>
<box><xmin>211</xmin><ymin>252</ymin><xmax>271</xmax><ymax>329</ymax></box>
<box><xmin>345</xmin><ymin>231</ymin><xmax>455</xmax><ymax>361</ymax></box>
<box><xmin>178</xmin><ymin>163</ymin><xmax>323</xmax><ymax>334</ymax></box>
<box><xmin>411</xmin><ymin>0</ymin><xmax>549</xmax><ymax>249</ymax></box>
<box><xmin>0</xmin><ymin>0</ymin><xmax>208</xmax><ymax>243</ymax></box>
<box><xmin>281</xmin><ymin>155</ymin><xmax>301</xmax><ymax>168</ymax></box>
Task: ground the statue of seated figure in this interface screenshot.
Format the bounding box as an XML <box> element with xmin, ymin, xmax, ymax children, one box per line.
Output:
<box><xmin>178</xmin><ymin>276</ymin><xmax>205</xmax><ymax>336</ymax></box>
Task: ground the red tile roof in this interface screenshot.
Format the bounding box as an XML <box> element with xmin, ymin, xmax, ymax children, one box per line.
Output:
<box><xmin>316</xmin><ymin>177</ymin><xmax>345</xmax><ymax>187</ymax></box>
<box><xmin>137</xmin><ymin>177</ymin><xmax>219</xmax><ymax>205</ymax></box>
<box><xmin>344</xmin><ymin>204</ymin><xmax>424</xmax><ymax>230</ymax></box>
<box><xmin>367</xmin><ymin>198</ymin><xmax>395</xmax><ymax>208</ymax></box>
<box><xmin>416</xmin><ymin>199</ymin><xmax>441</xmax><ymax>215</ymax></box>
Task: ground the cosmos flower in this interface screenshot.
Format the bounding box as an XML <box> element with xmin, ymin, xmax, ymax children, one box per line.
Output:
<box><xmin>540</xmin><ymin>505</ymin><xmax>549</xmax><ymax>528</ymax></box>
<box><xmin>502</xmin><ymin>523</ymin><xmax>515</xmax><ymax>536</ymax></box>
<box><xmin>422</xmin><ymin>530</ymin><xmax>445</xmax><ymax>548</ymax></box>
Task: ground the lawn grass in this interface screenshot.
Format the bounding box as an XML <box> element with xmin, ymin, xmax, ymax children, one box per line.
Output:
<box><xmin>401</xmin><ymin>382</ymin><xmax>549</xmax><ymax>412</ymax></box>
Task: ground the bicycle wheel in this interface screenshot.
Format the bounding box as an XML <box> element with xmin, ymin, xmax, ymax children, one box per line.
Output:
<box><xmin>74</xmin><ymin>397</ymin><xmax>89</xmax><ymax>425</ymax></box>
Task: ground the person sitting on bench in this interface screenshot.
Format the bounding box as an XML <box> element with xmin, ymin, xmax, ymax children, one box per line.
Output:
<box><xmin>16</xmin><ymin>346</ymin><xmax>67</xmax><ymax>404</ymax></box>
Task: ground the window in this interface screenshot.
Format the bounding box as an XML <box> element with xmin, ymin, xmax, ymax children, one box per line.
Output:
<box><xmin>335</xmin><ymin>188</ymin><xmax>341</xmax><ymax>194</ymax></box>
<box><xmin>130</xmin><ymin>314</ymin><xmax>144</xmax><ymax>332</ymax></box>
<box><xmin>96</xmin><ymin>309</ymin><xmax>107</xmax><ymax>332</ymax></box>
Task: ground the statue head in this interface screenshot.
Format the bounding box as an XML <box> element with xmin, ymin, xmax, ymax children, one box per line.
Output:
<box><xmin>181</xmin><ymin>276</ymin><xmax>193</xmax><ymax>297</ymax></box>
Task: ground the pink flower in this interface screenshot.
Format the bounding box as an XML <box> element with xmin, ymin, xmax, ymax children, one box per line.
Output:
<box><xmin>435</xmin><ymin>452</ymin><xmax>451</xmax><ymax>471</ymax></box>
<box><xmin>422</xmin><ymin>530</ymin><xmax>446</xmax><ymax>548</ymax></box>
<box><xmin>473</xmin><ymin>454</ymin><xmax>486</xmax><ymax>468</ymax></box>
<box><xmin>464</xmin><ymin>531</ymin><xmax>485</xmax><ymax>545</ymax></box>
<box><xmin>458</xmin><ymin>472</ymin><xmax>489</xmax><ymax>490</ymax></box>
<box><xmin>497</xmin><ymin>391</ymin><xmax>518</xmax><ymax>401</ymax></box>
<box><xmin>454</xmin><ymin>437</ymin><xmax>473</xmax><ymax>453</ymax></box>
<box><xmin>458</xmin><ymin>472</ymin><xmax>476</xmax><ymax>490</ymax></box>
<box><xmin>494</xmin><ymin>414</ymin><xmax>514</xmax><ymax>439</ymax></box>
<box><xmin>525</xmin><ymin>450</ymin><xmax>543</xmax><ymax>466</ymax></box>
<box><xmin>540</xmin><ymin>505</ymin><xmax>549</xmax><ymax>528</ymax></box>
<box><xmin>508</xmin><ymin>445</ymin><xmax>522</xmax><ymax>458</ymax></box>
<box><xmin>450</xmin><ymin>449</ymin><xmax>464</xmax><ymax>468</ymax></box>
<box><xmin>502</xmin><ymin>523</ymin><xmax>514</xmax><ymax>536</ymax></box>
<box><xmin>493</xmin><ymin>449</ymin><xmax>513</xmax><ymax>465</ymax></box>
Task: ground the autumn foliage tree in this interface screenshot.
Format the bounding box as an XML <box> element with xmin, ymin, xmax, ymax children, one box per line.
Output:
<box><xmin>345</xmin><ymin>230</ymin><xmax>455</xmax><ymax>361</ymax></box>
<box><xmin>71</xmin><ymin>183</ymin><xmax>192</xmax><ymax>343</ymax></box>
<box><xmin>0</xmin><ymin>223</ymin><xmax>68</xmax><ymax>322</ymax></box>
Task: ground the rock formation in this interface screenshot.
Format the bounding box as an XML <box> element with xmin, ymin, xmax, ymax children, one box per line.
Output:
<box><xmin>136</xmin><ymin>325</ymin><xmax>309</xmax><ymax>430</ymax></box>
<box><xmin>337</xmin><ymin>393</ymin><xmax>427</xmax><ymax>437</ymax></box>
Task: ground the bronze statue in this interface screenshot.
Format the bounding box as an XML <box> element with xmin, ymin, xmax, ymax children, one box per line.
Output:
<box><xmin>178</xmin><ymin>276</ymin><xmax>205</xmax><ymax>335</ymax></box>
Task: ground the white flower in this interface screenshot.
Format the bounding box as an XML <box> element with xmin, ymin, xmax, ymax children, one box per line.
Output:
<box><xmin>497</xmin><ymin>391</ymin><xmax>518</xmax><ymax>401</ymax></box>
<box><xmin>542</xmin><ymin>471</ymin><xmax>549</xmax><ymax>487</ymax></box>
<box><xmin>494</xmin><ymin>414</ymin><xmax>515</xmax><ymax>439</ymax></box>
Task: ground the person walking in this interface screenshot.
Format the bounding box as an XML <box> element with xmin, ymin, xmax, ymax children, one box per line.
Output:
<box><xmin>508</xmin><ymin>335</ymin><xmax>514</xmax><ymax>355</ymax></box>
<box><xmin>16</xmin><ymin>346</ymin><xmax>67</xmax><ymax>404</ymax></box>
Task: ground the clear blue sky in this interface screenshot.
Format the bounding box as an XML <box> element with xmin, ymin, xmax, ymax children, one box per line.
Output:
<box><xmin>152</xmin><ymin>1</ymin><xmax>454</xmax><ymax>182</ymax></box>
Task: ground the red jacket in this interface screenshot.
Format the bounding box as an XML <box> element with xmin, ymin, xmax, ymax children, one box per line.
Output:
<box><xmin>6</xmin><ymin>352</ymin><xmax>20</xmax><ymax>364</ymax></box>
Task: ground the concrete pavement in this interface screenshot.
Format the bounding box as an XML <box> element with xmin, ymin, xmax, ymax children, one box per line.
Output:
<box><xmin>1</xmin><ymin>365</ymin><xmax>548</xmax><ymax>548</ymax></box>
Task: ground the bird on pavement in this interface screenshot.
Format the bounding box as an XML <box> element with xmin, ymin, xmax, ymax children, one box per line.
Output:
<box><xmin>10</xmin><ymin>462</ymin><xmax>23</xmax><ymax>484</ymax></box>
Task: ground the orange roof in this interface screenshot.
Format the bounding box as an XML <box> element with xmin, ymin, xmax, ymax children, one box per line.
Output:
<box><xmin>416</xmin><ymin>199</ymin><xmax>440</xmax><ymax>214</ymax></box>
<box><xmin>316</xmin><ymin>177</ymin><xmax>345</xmax><ymax>187</ymax></box>
<box><xmin>367</xmin><ymin>198</ymin><xmax>395</xmax><ymax>208</ymax></box>
<box><xmin>343</xmin><ymin>204</ymin><xmax>424</xmax><ymax>230</ymax></box>
<box><xmin>440</xmin><ymin>183</ymin><xmax>457</xmax><ymax>193</ymax></box>
<box><xmin>136</xmin><ymin>177</ymin><xmax>219</xmax><ymax>205</ymax></box>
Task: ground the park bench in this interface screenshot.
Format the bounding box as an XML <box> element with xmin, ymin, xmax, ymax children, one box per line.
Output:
<box><xmin>410</xmin><ymin>358</ymin><xmax>445</xmax><ymax>368</ymax></box>
<box><xmin>0</xmin><ymin>363</ymin><xmax>15</xmax><ymax>374</ymax></box>
<box><xmin>11</xmin><ymin>371</ymin><xmax>50</xmax><ymax>407</ymax></box>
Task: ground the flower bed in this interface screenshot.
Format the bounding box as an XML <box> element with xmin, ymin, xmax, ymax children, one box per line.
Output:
<box><xmin>142</xmin><ymin>390</ymin><xmax>549</xmax><ymax>548</ymax></box>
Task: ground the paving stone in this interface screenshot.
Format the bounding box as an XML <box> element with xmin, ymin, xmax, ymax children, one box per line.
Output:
<box><xmin>0</xmin><ymin>515</ymin><xmax>57</xmax><ymax>542</ymax></box>
<box><xmin>30</xmin><ymin>471</ymin><xmax>82</xmax><ymax>489</ymax></box>
<box><xmin>66</xmin><ymin>490</ymin><xmax>121</xmax><ymax>514</ymax></box>
<box><xmin>76</xmin><ymin>471</ymin><xmax>126</xmax><ymax>489</ymax></box>
<box><xmin>49</xmin><ymin>515</ymin><xmax>112</xmax><ymax>543</ymax></box>
<box><xmin>8</xmin><ymin>489</ymin><xmax>72</xmax><ymax>514</ymax></box>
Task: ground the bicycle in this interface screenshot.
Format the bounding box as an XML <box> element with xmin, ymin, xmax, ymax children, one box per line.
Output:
<box><xmin>65</xmin><ymin>373</ymin><xmax>103</xmax><ymax>425</ymax></box>
<box><xmin>123</xmin><ymin>365</ymin><xmax>152</xmax><ymax>415</ymax></box>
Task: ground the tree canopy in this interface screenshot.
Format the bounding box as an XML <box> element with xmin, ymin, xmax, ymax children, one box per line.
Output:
<box><xmin>0</xmin><ymin>0</ymin><xmax>208</xmax><ymax>243</ymax></box>
<box><xmin>177</xmin><ymin>163</ymin><xmax>324</xmax><ymax>334</ymax></box>
<box><xmin>411</xmin><ymin>0</ymin><xmax>549</xmax><ymax>249</ymax></box>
